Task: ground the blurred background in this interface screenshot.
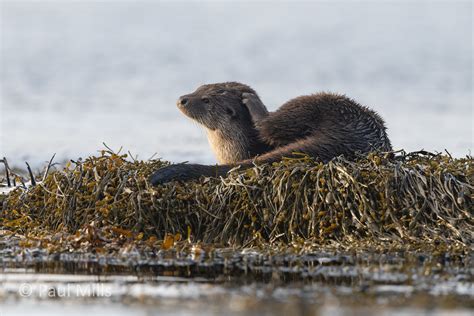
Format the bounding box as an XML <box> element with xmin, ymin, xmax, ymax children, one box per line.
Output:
<box><xmin>1</xmin><ymin>0</ymin><xmax>472</xmax><ymax>168</ymax></box>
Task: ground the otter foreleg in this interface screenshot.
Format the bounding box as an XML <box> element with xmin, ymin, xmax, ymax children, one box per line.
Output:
<box><xmin>149</xmin><ymin>163</ymin><xmax>233</xmax><ymax>186</ymax></box>
<box><xmin>242</xmin><ymin>92</ymin><xmax>269</xmax><ymax>123</ymax></box>
<box><xmin>150</xmin><ymin>135</ymin><xmax>340</xmax><ymax>185</ymax></box>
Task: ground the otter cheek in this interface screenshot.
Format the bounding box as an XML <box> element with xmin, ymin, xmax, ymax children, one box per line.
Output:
<box><xmin>182</xmin><ymin>102</ymin><xmax>213</xmax><ymax>130</ymax></box>
<box><xmin>202</xmin><ymin>114</ymin><xmax>219</xmax><ymax>131</ymax></box>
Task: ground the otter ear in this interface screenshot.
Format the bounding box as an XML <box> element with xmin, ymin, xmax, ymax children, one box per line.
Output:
<box><xmin>225</xmin><ymin>107</ymin><xmax>237</xmax><ymax>119</ymax></box>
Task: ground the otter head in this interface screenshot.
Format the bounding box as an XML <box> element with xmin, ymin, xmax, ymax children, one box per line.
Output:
<box><xmin>176</xmin><ymin>82</ymin><xmax>257</xmax><ymax>131</ymax></box>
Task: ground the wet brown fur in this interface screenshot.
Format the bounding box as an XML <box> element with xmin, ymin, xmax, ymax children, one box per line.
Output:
<box><xmin>150</xmin><ymin>82</ymin><xmax>392</xmax><ymax>184</ymax></box>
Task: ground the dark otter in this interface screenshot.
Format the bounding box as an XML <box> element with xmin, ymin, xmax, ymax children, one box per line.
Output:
<box><xmin>150</xmin><ymin>82</ymin><xmax>392</xmax><ymax>185</ymax></box>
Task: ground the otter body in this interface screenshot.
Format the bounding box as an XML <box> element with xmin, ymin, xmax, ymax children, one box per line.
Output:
<box><xmin>150</xmin><ymin>82</ymin><xmax>391</xmax><ymax>184</ymax></box>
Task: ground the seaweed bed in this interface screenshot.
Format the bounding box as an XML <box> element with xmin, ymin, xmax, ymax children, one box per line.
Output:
<box><xmin>0</xmin><ymin>149</ymin><xmax>473</xmax><ymax>313</ymax></box>
<box><xmin>0</xmin><ymin>149</ymin><xmax>472</xmax><ymax>256</ymax></box>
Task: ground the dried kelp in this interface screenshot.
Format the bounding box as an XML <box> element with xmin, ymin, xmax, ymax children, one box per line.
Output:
<box><xmin>1</xmin><ymin>150</ymin><xmax>472</xmax><ymax>252</ymax></box>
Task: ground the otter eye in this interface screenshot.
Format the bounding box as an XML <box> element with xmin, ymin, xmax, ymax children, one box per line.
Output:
<box><xmin>202</xmin><ymin>97</ymin><xmax>210</xmax><ymax>104</ymax></box>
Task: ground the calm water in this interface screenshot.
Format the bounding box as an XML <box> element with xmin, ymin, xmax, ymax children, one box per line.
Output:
<box><xmin>0</xmin><ymin>275</ymin><xmax>471</xmax><ymax>316</ymax></box>
<box><xmin>0</xmin><ymin>247</ymin><xmax>472</xmax><ymax>315</ymax></box>
<box><xmin>0</xmin><ymin>1</ymin><xmax>472</xmax><ymax>168</ymax></box>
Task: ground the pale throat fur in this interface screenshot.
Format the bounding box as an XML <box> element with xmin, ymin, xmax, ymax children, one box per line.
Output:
<box><xmin>206</xmin><ymin>128</ymin><xmax>251</xmax><ymax>164</ymax></box>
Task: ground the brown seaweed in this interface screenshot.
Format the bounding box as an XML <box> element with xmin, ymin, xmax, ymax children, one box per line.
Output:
<box><xmin>0</xmin><ymin>149</ymin><xmax>472</xmax><ymax>253</ymax></box>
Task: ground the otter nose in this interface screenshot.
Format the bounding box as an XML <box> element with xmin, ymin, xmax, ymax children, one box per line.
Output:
<box><xmin>177</xmin><ymin>97</ymin><xmax>188</xmax><ymax>107</ymax></box>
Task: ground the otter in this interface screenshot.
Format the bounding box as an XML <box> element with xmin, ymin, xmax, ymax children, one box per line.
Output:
<box><xmin>150</xmin><ymin>82</ymin><xmax>392</xmax><ymax>185</ymax></box>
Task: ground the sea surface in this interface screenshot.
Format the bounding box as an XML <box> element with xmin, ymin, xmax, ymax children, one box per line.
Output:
<box><xmin>0</xmin><ymin>1</ymin><xmax>472</xmax><ymax>169</ymax></box>
<box><xmin>0</xmin><ymin>247</ymin><xmax>472</xmax><ymax>316</ymax></box>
